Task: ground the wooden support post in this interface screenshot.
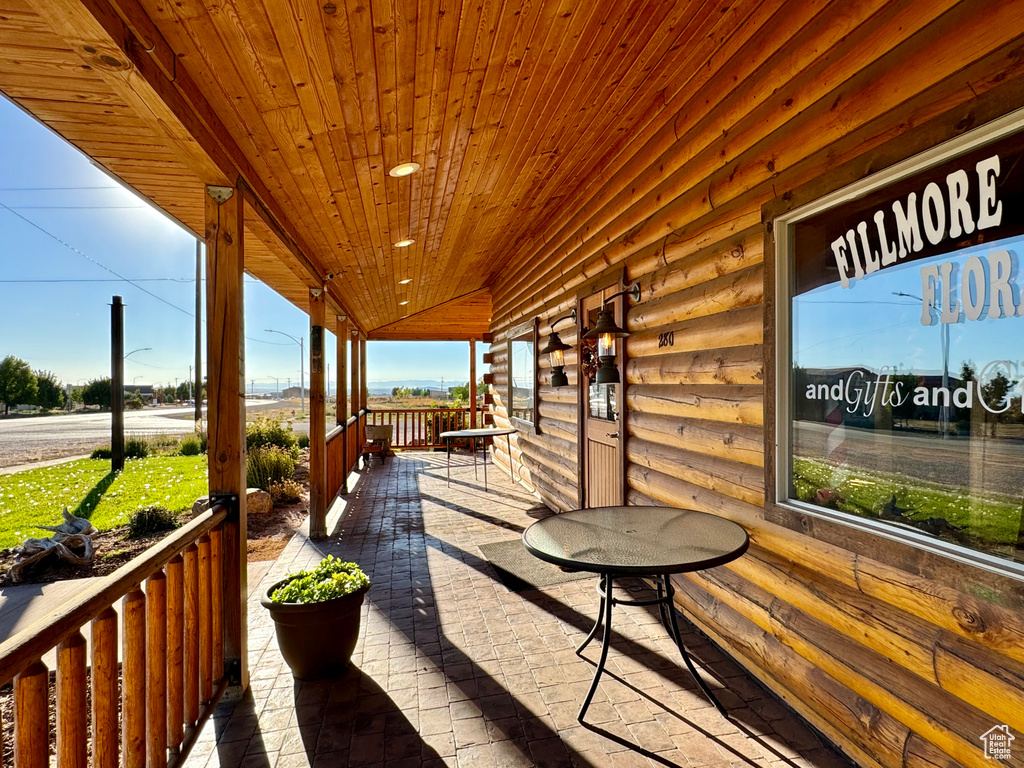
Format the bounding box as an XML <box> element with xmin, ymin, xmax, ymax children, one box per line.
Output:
<box><xmin>111</xmin><ymin>295</ymin><xmax>125</xmax><ymax>472</ymax></box>
<box><xmin>57</xmin><ymin>632</ymin><xmax>87</xmax><ymax>768</ymax></box>
<box><xmin>309</xmin><ymin>290</ymin><xmax>327</xmax><ymax>538</ymax></box>
<box><xmin>360</xmin><ymin>337</ymin><xmax>368</xmax><ymax>412</ymax></box>
<box><xmin>470</xmin><ymin>340</ymin><xmax>477</xmax><ymax>429</ymax></box>
<box><xmin>350</xmin><ymin>331</ymin><xmax>360</xmax><ymax>419</ymax></box>
<box><xmin>146</xmin><ymin>571</ymin><xmax>168</xmax><ymax>768</ymax></box>
<box><xmin>123</xmin><ymin>588</ymin><xmax>147</xmax><ymax>768</ymax></box>
<box><xmin>205</xmin><ymin>184</ymin><xmax>247</xmax><ymax>691</ymax></box>
<box><xmin>92</xmin><ymin>607</ymin><xmax>119</xmax><ymax>768</ymax></box>
<box><xmin>14</xmin><ymin>660</ymin><xmax>48</xmax><ymax>768</ymax></box>
<box><xmin>336</xmin><ymin>316</ymin><xmax>348</xmax><ymax>424</ymax></box>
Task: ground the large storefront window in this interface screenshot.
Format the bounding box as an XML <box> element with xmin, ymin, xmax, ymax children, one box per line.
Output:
<box><xmin>777</xmin><ymin>115</ymin><xmax>1024</xmax><ymax>566</ymax></box>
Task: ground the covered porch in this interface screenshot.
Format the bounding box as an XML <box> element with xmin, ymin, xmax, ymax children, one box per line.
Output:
<box><xmin>2</xmin><ymin>0</ymin><xmax>1023</xmax><ymax>766</ymax></box>
<box><xmin>187</xmin><ymin>453</ymin><xmax>843</xmax><ymax>768</ymax></box>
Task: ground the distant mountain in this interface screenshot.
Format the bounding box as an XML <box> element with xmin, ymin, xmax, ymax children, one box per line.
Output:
<box><xmin>368</xmin><ymin>379</ymin><xmax>467</xmax><ymax>394</ymax></box>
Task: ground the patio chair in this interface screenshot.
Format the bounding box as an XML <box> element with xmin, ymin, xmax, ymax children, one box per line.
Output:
<box><xmin>362</xmin><ymin>424</ymin><xmax>394</xmax><ymax>466</ymax></box>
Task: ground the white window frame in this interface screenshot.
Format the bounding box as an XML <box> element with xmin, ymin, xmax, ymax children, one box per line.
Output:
<box><xmin>772</xmin><ymin>106</ymin><xmax>1024</xmax><ymax>581</ymax></box>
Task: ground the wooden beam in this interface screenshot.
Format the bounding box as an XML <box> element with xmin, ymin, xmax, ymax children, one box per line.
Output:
<box><xmin>204</xmin><ymin>184</ymin><xmax>247</xmax><ymax>691</ymax></box>
<box><xmin>336</xmin><ymin>316</ymin><xmax>348</xmax><ymax>425</ymax></box>
<box><xmin>308</xmin><ymin>290</ymin><xmax>327</xmax><ymax>539</ymax></box>
<box><xmin>469</xmin><ymin>340</ymin><xmax>477</xmax><ymax>429</ymax></box>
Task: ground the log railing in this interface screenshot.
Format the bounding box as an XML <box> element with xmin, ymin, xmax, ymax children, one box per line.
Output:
<box><xmin>368</xmin><ymin>408</ymin><xmax>470</xmax><ymax>449</ymax></box>
<box><xmin>0</xmin><ymin>504</ymin><xmax>230</xmax><ymax>768</ymax></box>
<box><xmin>327</xmin><ymin>410</ymin><xmax>368</xmax><ymax>498</ymax></box>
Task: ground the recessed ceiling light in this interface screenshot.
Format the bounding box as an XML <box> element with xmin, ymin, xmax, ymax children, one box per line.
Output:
<box><xmin>398</xmin><ymin>278</ymin><xmax>412</xmax><ymax>284</ymax></box>
<box><xmin>394</xmin><ymin>239</ymin><xmax>415</xmax><ymax>248</ymax></box>
<box><xmin>388</xmin><ymin>162</ymin><xmax>420</xmax><ymax>178</ymax></box>
<box><xmin>399</xmin><ymin>301</ymin><xmax>408</xmax><ymax>305</ymax></box>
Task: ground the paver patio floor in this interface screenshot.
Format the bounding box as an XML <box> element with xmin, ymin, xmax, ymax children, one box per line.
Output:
<box><xmin>187</xmin><ymin>453</ymin><xmax>852</xmax><ymax>768</ymax></box>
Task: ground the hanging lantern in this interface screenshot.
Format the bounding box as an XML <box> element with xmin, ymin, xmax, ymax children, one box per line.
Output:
<box><xmin>583</xmin><ymin>308</ymin><xmax>629</xmax><ymax>384</ymax></box>
<box><xmin>540</xmin><ymin>331</ymin><xmax>572</xmax><ymax>388</ymax></box>
<box><xmin>541</xmin><ymin>309</ymin><xmax>577</xmax><ymax>388</ymax></box>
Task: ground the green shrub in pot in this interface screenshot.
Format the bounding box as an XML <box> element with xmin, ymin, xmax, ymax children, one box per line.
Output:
<box><xmin>261</xmin><ymin>556</ymin><xmax>371</xmax><ymax>679</ymax></box>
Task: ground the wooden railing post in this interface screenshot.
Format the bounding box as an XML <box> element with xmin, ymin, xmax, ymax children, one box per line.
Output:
<box><xmin>123</xmin><ymin>588</ymin><xmax>147</xmax><ymax>768</ymax></box>
<box><xmin>14</xmin><ymin>660</ymin><xmax>48</xmax><ymax>768</ymax></box>
<box><xmin>183</xmin><ymin>542</ymin><xmax>200</xmax><ymax>725</ymax></box>
<box><xmin>210</xmin><ymin>527</ymin><xmax>224</xmax><ymax>682</ymax></box>
<box><xmin>92</xmin><ymin>607</ymin><xmax>119</xmax><ymax>768</ymax></box>
<box><xmin>146</xmin><ymin>571</ymin><xmax>168</xmax><ymax>768</ymax></box>
<box><xmin>198</xmin><ymin>534</ymin><xmax>213</xmax><ymax>703</ymax></box>
<box><xmin>205</xmin><ymin>183</ymin><xmax>247</xmax><ymax>692</ymax></box>
<box><xmin>166</xmin><ymin>554</ymin><xmax>184</xmax><ymax>751</ymax></box>
<box><xmin>309</xmin><ymin>289</ymin><xmax>327</xmax><ymax>538</ymax></box>
<box><xmin>57</xmin><ymin>631</ymin><xmax>87</xmax><ymax>768</ymax></box>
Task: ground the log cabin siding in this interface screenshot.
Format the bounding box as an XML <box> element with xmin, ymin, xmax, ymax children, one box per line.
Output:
<box><xmin>486</xmin><ymin>4</ymin><xmax>1024</xmax><ymax>766</ymax></box>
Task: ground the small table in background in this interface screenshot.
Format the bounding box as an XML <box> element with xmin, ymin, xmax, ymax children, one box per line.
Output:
<box><xmin>522</xmin><ymin>506</ymin><xmax>749</xmax><ymax>724</ymax></box>
<box><xmin>439</xmin><ymin>427</ymin><xmax>517</xmax><ymax>491</ymax></box>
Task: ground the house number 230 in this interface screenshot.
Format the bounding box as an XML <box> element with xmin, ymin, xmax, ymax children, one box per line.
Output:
<box><xmin>657</xmin><ymin>331</ymin><xmax>674</xmax><ymax>348</ymax></box>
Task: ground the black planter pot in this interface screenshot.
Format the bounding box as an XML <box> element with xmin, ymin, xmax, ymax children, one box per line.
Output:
<box><xmin>261</xmin><ymin>578</ymin><xmax>369</xmax><ymax>680</ymax></box>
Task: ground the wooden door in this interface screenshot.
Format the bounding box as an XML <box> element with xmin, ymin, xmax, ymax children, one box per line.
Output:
<box><xmin>581</xmin><ymin>289</ymin><xmax>626</xmax><ymax>508</ymax></box>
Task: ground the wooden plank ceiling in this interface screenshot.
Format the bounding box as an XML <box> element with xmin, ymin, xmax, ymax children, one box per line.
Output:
<box><xmin>1</xmin><ymin>0</ymin><xmax>736</xmax><ymax>338</ymax></box>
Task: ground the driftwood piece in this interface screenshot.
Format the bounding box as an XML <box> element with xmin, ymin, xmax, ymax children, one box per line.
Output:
<box><xmin>9</xmin><ymin>508</ymin><xmax>97</xmax><ymax>583</ymax></box>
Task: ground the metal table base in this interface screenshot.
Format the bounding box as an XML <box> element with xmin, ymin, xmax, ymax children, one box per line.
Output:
<box><xmin>443</xmin><ymin>432</ymin><xmax>516</xmax><ymax>491</ymax></box>
<box><xmin>575</xmin><ymin>573</ymin><xmax>729</xmax><ymax>724</ymax></box>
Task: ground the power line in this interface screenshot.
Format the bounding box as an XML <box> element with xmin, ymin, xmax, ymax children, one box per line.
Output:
<box><xmin>0</xmin><ymin>185</ymin><xmax>121</xmax><ymax>191</ymax></box>
<box><xmin>0</xmin><ymin>205</ymin><xmax>147</xmax><ymax>210</ymax></box>
<box><xmin>0</xmin><ymin>278</ymin><xmax>194</xmax><ymax>283</ymax></box>
<box><xmin>0</xmin><ymin>204</ymin><xmax>296</xmax><ymax>347</ymax></box>
<box><xmin>1</xmin><ymin>201</ymin><xmax>197</xmax><ymax>318</ymax></box>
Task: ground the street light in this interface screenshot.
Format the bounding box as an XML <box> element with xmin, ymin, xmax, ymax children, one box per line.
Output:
<box><xmin>266</xmin><ymin>329</ymin><xmax>305</xmax><ymax>413</ymax></box>
<box><xmin>894</xmin><ymin>291</ymin><xmax>950</xmax><ymax>437</ymax></box>
<box><xmin>124</xmin><ymin>347</ymin><xmax>152</xmax><ymax>360</ymax></box>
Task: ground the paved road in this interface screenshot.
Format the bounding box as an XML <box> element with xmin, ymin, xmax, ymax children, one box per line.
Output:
<box><xmin>0</xmin><ymin>402</ymin><xmax>280</xmax><ymax>467</ymax></box>
<box><xmin>794</xmin><ymin>420</ymin><xmax>1024</xmax><ymax>499</ymax></box>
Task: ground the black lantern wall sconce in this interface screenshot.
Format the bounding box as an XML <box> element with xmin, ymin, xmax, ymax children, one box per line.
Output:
<box><xmin>542</xmin><ymin>279</ymin><xmax>642</xmax><ymax>388</ymax></box>
<box><xmin>539</xmin><ymin>309</ymin><xmax>576</xmax><ymax>388</ymax></box>
<box><xmin>582</xmin><ymin>282</ymin><xmax>641</xmax><ymax>385</ymax></box>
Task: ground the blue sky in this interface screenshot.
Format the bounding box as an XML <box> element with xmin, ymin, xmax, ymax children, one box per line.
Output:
<box><xmin>0</xmin><ymin>97</ymin><xmax>481</xmax><ymax>391</ymax></box>
<box><xmin>794</xmin><ymin>234</ymin><xmax>1024</xmax><ymax>387</ymax></box>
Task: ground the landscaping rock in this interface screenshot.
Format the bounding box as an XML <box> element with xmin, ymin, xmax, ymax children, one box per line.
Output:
<box><xmin>247</xmin><ymin>489</ymin><xmax>273</xmax><ymax>515</ymax></box>
<box><xmin>192</xmin><ymin>488</ymin><xmax>273</xmax><ymax>515</ymax></box>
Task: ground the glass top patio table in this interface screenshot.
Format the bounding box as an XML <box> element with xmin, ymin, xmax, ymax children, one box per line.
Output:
<box><xmin>522</xmin><ymin>505</ymin><xmax>749</xmax><ymax>575</ymax></box>
<box><xmin>522</xmin><ymin>505</ymin><xmax>748</xmax><ymax>726</ymax></box>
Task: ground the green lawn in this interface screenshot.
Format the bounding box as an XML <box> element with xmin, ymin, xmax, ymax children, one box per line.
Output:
<box><xmin>0</xmin><ymin>457</ymin><xmax>208</xmax><ymax>550</ymax></box>
<box><xmin>792</xmin><ymin>457</ymin><xmax>1021</xmax><ymax>548</ymax></box>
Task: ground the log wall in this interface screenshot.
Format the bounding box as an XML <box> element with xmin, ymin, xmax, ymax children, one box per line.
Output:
<box><xmin>486</xmin><ymin>3</ymin><xmax>1024</xmax><ymax>765</ymax></box>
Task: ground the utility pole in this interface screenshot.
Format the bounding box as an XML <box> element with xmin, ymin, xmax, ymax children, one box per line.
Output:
<box><xmin>111</xmin><ymin>296</ymin><xmax>125</xmax><ymax>472</ymax></box>
<box><xmin>251</xmin><ymin>379</ymin><xmax>255</xmax><ymax>396</ymax></box>
<box><xmin>195</xmin><ymin>240</ymin><xmax>202</xmax><ymax>422</ymax></box>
